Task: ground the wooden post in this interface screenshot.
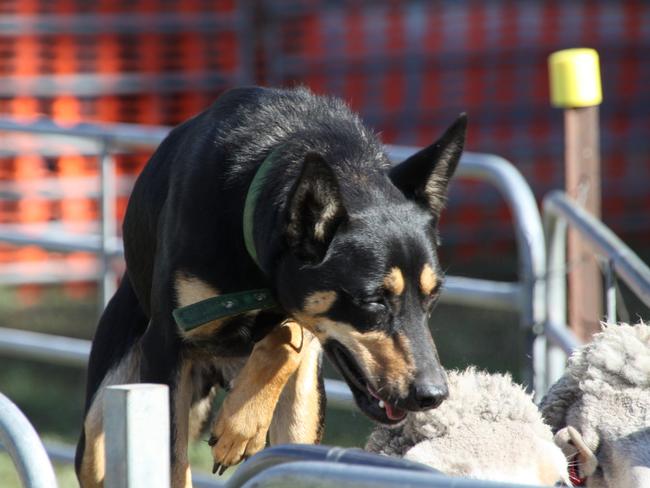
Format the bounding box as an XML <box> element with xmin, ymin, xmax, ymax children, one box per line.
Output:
<box><xmin>549</xmin><ymin>48</ymin><xmax>603</xmax><ymax>341</ymax></box>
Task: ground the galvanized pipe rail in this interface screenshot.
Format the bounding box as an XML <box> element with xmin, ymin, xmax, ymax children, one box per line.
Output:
<box><xmin>234</xmin><ymin>460</ymin><xmax>548</xmax><ymax>488</ymax></box>
<box><xmin>388</xmin><ymin>146</ymin><xmax>546</xmax><ymax>389</ymax></box>
<box><xmin>0</xmin><ymin>116</ymin><xmax>546</xmax><ymax>328</ymax></box>
<box><xmin>0</xmin><ymin>392</ymin><xmax>58</xmax><ymax>488</ymax></box>
<box><xmin>0</xmin><ymin>327</ymin><xmax>355</xmax><ymax>409</ymax></box>
<box><xmin>0</xmin><ymin>117</ymin><xmax>549</xmax><ymax>479</ymax></box>
<box><xmin>540</xmin><ymin>190</ymin><xmax>650</xmax><ymax>392</ymax></box>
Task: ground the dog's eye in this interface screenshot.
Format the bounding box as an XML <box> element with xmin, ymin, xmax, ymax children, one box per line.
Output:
<box><xmin>357</xmin><ymin>294</ymin><xmax>388</xmax><ymax>315</ymax></box>
<box><xmin>362</xmin><ymin>300</ymin><xmax>387</xmax><ymax>313</ymax></box>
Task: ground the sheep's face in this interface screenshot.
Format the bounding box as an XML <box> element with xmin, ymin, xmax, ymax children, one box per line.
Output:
<box><xmin>558</xmin><ymin>389</ymin><xmax>650</xmax><ymax>488</ymax></box>
<box><xmin>404</xmin><ymin>436</ymin><xmax>569</xmax><ymax>486</ymax></box>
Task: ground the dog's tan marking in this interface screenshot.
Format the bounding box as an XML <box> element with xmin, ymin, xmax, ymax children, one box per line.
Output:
<box><xmin>78</xmin><ymin>346</ymin><xmax>141</xmax><ymax>488</ymax></box>
<box><xmin>303</xmin><ymin>290</ymin><xmax>337</xmax><ymax>316</ymax></box>
<box><xmin>420</xmin><ymin>263</ymin><xmax>438</xmax><ymax>295</ymax></box>
<box><xmin>188</xmin><ymin>388</ymin><xmax>216</xmax><ymax>441</ymax></box>
<box><xmin>294</xmin><ymin>313</ymin><xmax>415</xmax><ymax>397</ymax></box>
<box><xmin>171</xmin><ymin>361</ymin><xmax>194</xmax><ymax>488</ymax></box>
<box><xmin>210</xmin><ymin>320</ymin><xmax>308</xmax><ymax>468</ymax></box>
<box><xmin>270</xmin><ymin>331</ymin><xmax>324</xmax><ymax>445</ymax></box>
<box><xmin>78</xmin><ymin>411</ymin><xmax>105</xmax><ymax>488</ymax></box>
<box><xmin>384</xmin><ymin>267</ymin><xmax>405</xmax><ymax>296</ymax></box>
<box><xmin>175</xmin><ymin>271</ymin><xmax>226</xmax><ymax>339</ymax></box>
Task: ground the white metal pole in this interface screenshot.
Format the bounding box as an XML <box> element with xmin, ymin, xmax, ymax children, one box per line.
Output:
<box><xmin>99</xmin><ymin>138</ymin><xmax>117</xmax><ymax>312</ymax></box>
<box><xmin>104</xmin><ymin>384</ymin><xmax>170</xmax><ymax>488</ymax></box>
<box><xmin>0</xmin><ymin>392</ymin><xmax>57</xmax><ymax>488</ymax></box>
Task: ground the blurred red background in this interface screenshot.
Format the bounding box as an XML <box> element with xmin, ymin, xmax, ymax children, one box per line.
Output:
<box><xmin>1</xmin><ymin>0</ymin><xmax>648</xmax><ymax>301</ymax></box>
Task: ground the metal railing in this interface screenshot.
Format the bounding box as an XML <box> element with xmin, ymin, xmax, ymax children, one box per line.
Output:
<box><xmin>0</xmin><ymin>392</ymin><xmax>58</xmax><ymax>488</ymax></box>
<box><xmin>100</xmin><ymin>385</ymin><xmax>550</xmax><ymax>488</ymax></box>
<box><xmin>0</xmin><ymin>117</ymin><xmax>546</xmax><ymax>329</ymax></box>
<box><xmin>0</xmin><ymin>116</ymin><xmax>547</xmax><ymax>484</ymax></box>
<box><xmin>539</xmin><ymin>190</ymin><xmax>650</xmax><ymax>393</ymax></box>
<box><xmin>0</xmin><ymin>116</ymin><xmax>546</xmax><ymax>379</ymax></box>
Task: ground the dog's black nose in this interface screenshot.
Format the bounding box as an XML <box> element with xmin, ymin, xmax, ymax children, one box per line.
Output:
<box><xmin>413</xmin><ymin>382</ymin><xmax>448</xmax><ymax>409</ymax></box>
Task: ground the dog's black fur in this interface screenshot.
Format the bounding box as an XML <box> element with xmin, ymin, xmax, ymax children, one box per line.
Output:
<box><xmin>76</xmin><ymin>86</ymin><xmax>466</xmax><ymax>486</ymax></box>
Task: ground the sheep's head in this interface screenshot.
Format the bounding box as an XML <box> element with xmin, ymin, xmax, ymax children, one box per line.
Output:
<box><xmin>541</xmin><ymin>323</ymin><xmax>650</xmax><ymax>488</ymax></box>
<box><xmin>403</xmin><ymin>427</ymin><xmax>569</xmax><ymax>486</ymax></box>
<box><xmin>366</xmin><ymin>368</ymin><xmax>570</xmax><ymax>486</ymax></box>
<box><xmin>554</xmin><ymin>389</ymin><xmax>650</xmax><ymax>488</ymax></box>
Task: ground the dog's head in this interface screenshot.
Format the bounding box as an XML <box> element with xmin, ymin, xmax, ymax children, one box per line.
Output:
<box><xmin>275</xmin><ymin>115</ymin><xmax>466</xmax><ymax>424</ymax></box>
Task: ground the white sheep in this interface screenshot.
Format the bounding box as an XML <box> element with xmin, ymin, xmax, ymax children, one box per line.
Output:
<box><xmin>366</xmin><ymin>367</ymin><xmax>569</xmax><ymax>486</ymax></box>
<box><xmin>540</xmin><ymin>322</ymin><xmax>650</xmax><ymax>487</ymax></box>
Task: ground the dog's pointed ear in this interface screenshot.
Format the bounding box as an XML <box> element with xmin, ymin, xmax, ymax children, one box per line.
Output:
<box><xmin>285</xmin><ymin>152</ymin><xmax>347</xmax><ymax>263</ymax></box>
<box><xmin>389</xmin><ymin>114</ymin><xmax>466</xmax><ymax>219</ymax></box>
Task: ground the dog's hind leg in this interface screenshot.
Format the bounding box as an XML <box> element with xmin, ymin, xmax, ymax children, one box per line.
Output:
<box><xmin>209</xmin><ymin>320</ymin><xmax>309</xmax><ymax>470</ymax></box>
<box><xmin>170</xmin><ymin>360</ymin><xmax>196</xmax><ymax>488</ymax></box>
<box><xmin>76</xmin><ymin>275</ymin><xmax>147</xmax><ymax>488</ymax></box>
<box><xmin>269</xmin><ymin>330</ymin><xmax>325</xmax><ymax>445</ymax></box>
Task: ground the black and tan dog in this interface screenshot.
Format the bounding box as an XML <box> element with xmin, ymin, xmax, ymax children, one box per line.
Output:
<box><xmin>75</xmin><ymin>86</ymin><xmax>466</xmax><ymax>487</ymax></box>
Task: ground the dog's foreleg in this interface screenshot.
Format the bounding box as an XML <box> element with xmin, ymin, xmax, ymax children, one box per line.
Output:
<box><xmin>269</xmin><ymin>330</ymin><xmax>325</xmax><ymax>445</ymax></box>
<box><xmin>209</xmin><ymin>320</ymin><xmax>306</xmax><ymax>470</ymax></box>
<box><xmin>77</xmin><ymin>346</ymin><xmax>141</xmax><ymax>488</ymax></box>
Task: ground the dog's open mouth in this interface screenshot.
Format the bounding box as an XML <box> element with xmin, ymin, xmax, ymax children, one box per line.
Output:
<box><xmin>326</xmin><ymin>341</ymin><xmax>407</xmax><ymax>424</ymax></box>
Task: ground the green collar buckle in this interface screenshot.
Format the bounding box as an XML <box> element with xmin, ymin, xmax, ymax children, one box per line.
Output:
<box><xmin>172</xmin><ymin>149</ymin><xmax>281</xmax><ymax>331</ymax></box>
<box><xmin>172</xmin><ymin>288</ymin><xmax>277</xmax><ymax>332</ymax></box>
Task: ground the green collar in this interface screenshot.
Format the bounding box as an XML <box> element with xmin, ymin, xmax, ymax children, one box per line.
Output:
<box><xmin>172</xmin><ymin>150</ymin><xmax>280</xmax><ymax>332</ymax></box>
<box><xmin>243</xmin><ymin>147</ymin><xmax>281</xmax><ymax>267</ymax></box>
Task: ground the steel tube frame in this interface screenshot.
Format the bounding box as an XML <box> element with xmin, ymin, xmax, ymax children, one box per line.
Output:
<box><xmin>225</xmin><ymin>444</ymin><xmax>437</xmax><ymax>488</ymax></box>
<box><xmin>0</xmin><ymin>327</ymin><xmax>355</xmax><ymax>409</ymax></box>
<box><xmin>0</xmin><ymin>119</ymin><xmax>547</xmax><ymax>392</ymax></box>
<box><xmin>238</xmin><ymin>461</ymin><xmax>548</xmax><ymax>488</ymax></box>
<box><xmin>542</xmin><ymin>190</ymin><xmax>650</xmax><ymax>391</ymax></box>
<box><xmin>0</xmin><ymin>119</ymin><xmax>544</xmax><ymax>320</ymax></box>
<box><xmin>388</xmin><ymin>146</ymin><xmax>546</xmax><ymax>390</ymax></box>
<box><xmin>0</xmin><ymin>392</ymin><xmax>57</xmax><ymax>488</ymax></box>
<box><xmin>99</xmin><ymin>138</ymin><xmax>117</xmax><ymax>309</ymax></box>
<box><xmin>545</xmin><ymin>191</ymin><xmax>650</xmax><ymax>307</ymax></box>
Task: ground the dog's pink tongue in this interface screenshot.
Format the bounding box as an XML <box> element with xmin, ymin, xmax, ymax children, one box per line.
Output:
<box><xmin>367</xmin><ymin>386</ymin><xmax>406</xmax><ymax>420</ymax></box>
<box><xmin>384</xmin><ymin>402</ymin><xmax>406</xmax><ymax>421</ymax></box>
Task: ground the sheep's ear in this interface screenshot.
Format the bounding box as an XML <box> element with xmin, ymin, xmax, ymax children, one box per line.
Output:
<box><xmin>389</xmin><ymin>114</ymin><xmax>466</xmax><ymax>220</ymax></box>
<box><xmin>539</xmin><ymin>375</ymin><xmax>579</xmax><ymax>432</ymax></box>
<box><xmin>555</xmin><ymin>427</ymin><xmax>599</xmax><ymax>477</ymax></box>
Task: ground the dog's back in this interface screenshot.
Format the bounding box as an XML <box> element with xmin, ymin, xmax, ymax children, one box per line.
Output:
<box><xmin>123</xmin><ymin>86</ymin><xmax>383</xmax><ymax>312</ymax></box>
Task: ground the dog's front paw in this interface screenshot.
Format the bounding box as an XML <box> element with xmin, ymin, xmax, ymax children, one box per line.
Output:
<box><xmin>208</xmin><ymin>400</ymin><xmax>270</xmax><ymax>475</ymax></box>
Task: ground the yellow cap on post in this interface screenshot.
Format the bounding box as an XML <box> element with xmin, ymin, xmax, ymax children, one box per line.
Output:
<box><xmin>548</xmin><ymin>48</ymin><xmax>602</xmax><ymax>108</ymax></box>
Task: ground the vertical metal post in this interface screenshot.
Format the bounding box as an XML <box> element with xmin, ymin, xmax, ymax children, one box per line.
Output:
<box><xmin>104</xmin><ymin>384</ymin><xmax>170</xmax><ymax>488</ymax></box>
<box><xmin>543</xmin><ymin>214</ymin><xmax>569</xmax><ymax>398</ymax></box>
<box><xmin>549</xmin><ymin>48</ymin><xmax>603</xmax><ymax>342</ymax></box>
<box><xmin>99</xmin><ymin>138</ymin><xmax>117</xmax><ymax>313</ymax></box>
<box><xmin>605</xmin><ymin>259</ymin><xmax>617</xmax><ymax>324</ymax></box>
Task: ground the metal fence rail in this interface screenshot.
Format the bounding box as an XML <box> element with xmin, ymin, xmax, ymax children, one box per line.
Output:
<box><xmin>0</xmin><ymin>116</ymin><xmax>546</xmax><ymax>388</ymax></box>
<box><xmin>230</xmin><ymin>460</ymin><xmax>548</xmax><ymax>488</ymax></box>
<box><xmin>540</xmin><ymin>190</ymin><xmax>650</xmax><ymax>392</ymax></box>
<box><xmin>0</xmin><ymin>116</ymin><xmax>548</xmax><ymax>485</ymax></box>
<box><xmin>0</xmin><ymin>392</ymin><xmax>58</xmax><ymax>488</ymax></box>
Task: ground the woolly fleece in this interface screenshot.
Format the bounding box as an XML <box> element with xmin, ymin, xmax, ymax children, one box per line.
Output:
<box><xmin>540</xmin><ymin>323</ymin><xmax>650</xmax><ymax>488</ymax></box>
<box><xmin>366</xmin><ymin>367</ymin><xmax>568</xmax><ymax>486</ymax></box>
